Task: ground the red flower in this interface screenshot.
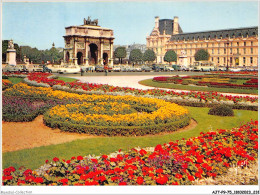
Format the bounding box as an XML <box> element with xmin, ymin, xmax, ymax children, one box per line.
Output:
<box><xmin>53</xmin><ymin>157</ymin><xmax>59</xmax><ymax>162</ymax></box>
<box><xmin>136</xmin><ymin>176</ymin><xmax>144</xmax><ymax>185</ymax></box>
<box><xmin>91</xmin><ymin>159</ymin><xmax>98</xmax><ymax>164</ymax></box>
<box><xmin>175</xmin><ymin>173</ymin><xmax>183</xmax><ymax>179</ymax></box>
<box><xmin>25</xmin><ymin>176</ymin><xmax>35</xmax><ymax>183</ymax></box>
<box><xmin>156</xmin><ymin>174</ymin><xmax>168</xmax><ymax>185</ymax></box>
<box><xmin>188</xmin><ymin>175</ymin><xmax>195</xmax><ymax>181</ymax></box>
<box><xmin>195</xmin><ymin>172</ymin><xmax>202</xmax><ymax>178</ymax></box>
<box><xmin>156</xmin><ymin>168</ymin><xmax>164</xmax><ymax>174</ymax></box>
<box><xmin>172</xmin><ymin>181</ymin><xmax>179</xmax><ymax>185</ymax></box>
<box><xmin>139</xmin><ymin>149</ymin><xmax>147</xmax><ymax>156</ymax></box>
<box><xmin>119</xmin><ymin>182</ymin><xmax>127</xmax><ymax>185</ymax></box>
<box><xmin>77</xmin><ymin>156</ymin><xmax>83</xmax><ymax>161</ymax></box>
<box><xmin>102</xmin><ymin>155</ymin><xmax>108</xmax><ymax>159</ymax></box>
<box><xmin>34</xmin><ymin>177</ymin><xmax>44</xmax><ymax>184</ymax></box>
<box><xmin>66</xmin><ymin>160</ymin><xmax>71</xmax><ymax>164</ymax></box>
<box><xmin>17</xmin><ymin>180</ymin><xmax>26</xmax><ymax>185</ymax></box>
<box><xmin>45</xmin><ymin>160</ymin><xmax>49</xmax><ymax>164</ymax></box>
<box><xmin>71</xmin><ymin>156</ymin><xmax>76</xmax><ymax>160</ymax></box>
<box><xmin>23</xmin><ymin>169</ymin><xmax>32</xmax><ymax>177</ymax></box>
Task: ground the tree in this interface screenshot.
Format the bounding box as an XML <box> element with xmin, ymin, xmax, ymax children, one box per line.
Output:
<box><xmin>143</xmin><ymin>49</ymin><xmax>156</xmax><ymax>64</ymax></box>
<box><xmin>114</xmin><ymin>47</ymin><xmax>126</xmax><ymax>64</ymax></box>
<box><xmin>164</xmin><ymin>50</ymin><xmax>177</xmax><ymax>65</ymax></box>
<box><xmin>129</xmin><ymin>49</ymin><xmax>143</xmax><ymax>65</ymax></box>
<box><xmin>194</xmin><ymin>49</ymin><xmax>210</xmax><ymax>61</ymax></box>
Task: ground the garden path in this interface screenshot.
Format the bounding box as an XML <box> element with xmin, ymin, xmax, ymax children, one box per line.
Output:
<box><xmin>2</xmin><ymin>115</ymin><xmax>96</xmax><ymax>152</ymax></box>
<box><xmin>2</xmin><ymin>115</ymin><xmax>197</xmax><ymax>152</ymax></box>
<box><xmin>70</xmin><ymin>75</ymin><xmax>258</xmax><ymax>98</ymax></box>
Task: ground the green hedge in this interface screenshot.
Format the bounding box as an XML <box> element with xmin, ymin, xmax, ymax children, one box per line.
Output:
<box><xmin>3</xmin><ymin>112</ymin><xmax>40</xmax><ymax>122</ymax></box>
<box><xmin>43</xmin><ymin>113</ymin><xmax>191</xmax><ymax>136</ymax></box>
<box><xmin>167</xmin><ymin>100</ymin><xmax>258</xmax><ymax>111</ymax></box>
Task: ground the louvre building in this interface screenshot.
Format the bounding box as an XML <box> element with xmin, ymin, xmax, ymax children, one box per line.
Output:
<box><xmin>147</xmin><ymin>16</ymin><xmax>258</xmax><ymax>67</ymax></box>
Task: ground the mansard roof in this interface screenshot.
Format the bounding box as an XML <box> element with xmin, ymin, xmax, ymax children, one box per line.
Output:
<box><xmin>169</xmin><ymin>26</ymin><xmax>258</xmax><ymax>41</ymax></box>
<box><xmin>159</xmin><ymin>19</ymin><xmax>183</xmax><ymax>35</ymax></box>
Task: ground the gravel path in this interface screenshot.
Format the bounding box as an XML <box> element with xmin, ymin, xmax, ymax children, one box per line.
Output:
<box><xmin>2</xmin><ymin>115</ymin><xmax>196</xmax><ymax>152</ymax></box>
<box><xmin>2</xmin><ymin>115</ymin><xmax>96</xmax><ymax>153</ymax></box>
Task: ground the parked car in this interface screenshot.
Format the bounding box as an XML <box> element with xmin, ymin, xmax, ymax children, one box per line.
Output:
<box><xmin>216</xmin><ymin>66</ymin><xmax>227</xmax><ymax>71</ymax></box>
<box><xmin>142</xmin><ymin>66</ymin><xmax>152</xmax><ymax>72</ymax></box>
<box><xmin>43</xmin><ymin>65</ymin><xmax>52</xmax><ymax>73</ymax></box>
<box><xmin>112</xmin><ymin>66</ymin><xmax>121</xmax><ymax>72</ymax></box>
<box><xmin>95</xmin><ymin>66</ymin><xmax>104</xmax><ymax>72</ymax></box>
<box><xmin>27</xmin><ymin>64</ymin><xmax>44</xmax><ymax>72</ymax></box>
<box><xmin>165</xmin><ymin>66</ymin><xmax>174</xmax><ymax>71</ymax></box>
<box><xmin>152</xmin><ymin>65</ymin><xmax>161</xmax><ymax>72</ymax></box>
<box><xmin>2</xmin><ymin>64</ymin><xmax>20</xmax><ymax>72</ymax></box>
<box><xmin>58</xmin><ymin>65</ymin><xmax>81</xmax><ymax>74</ymax></box>
<box><xmin>229</xmin><ymin>67</ymin><xmax>242</xmax><ymax>72</ymax></box>
<box><xmin>17</xmin><ymin>65</ymin><xmax>29</xmax><ymax>73</ymax></box>
<box><xmin>133</xmin><ymin>67</ymin><xmax>142</xmax><ymax>72</ymax></box>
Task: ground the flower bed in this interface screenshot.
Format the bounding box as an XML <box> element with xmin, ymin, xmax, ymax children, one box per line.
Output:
<box><xmin>2</xmin><ymin>95</ymin><xmax>68</xmax><ymax>122</ymax></box>
<box><xmin>153</xmin><ymin>76</ymin><xmax>258</xmax><ymax>89</ymax></box>
<box><xmin>7</xmin><ymin>73</ymin><xmax>258</xmax><ymax>110</ymax></box>
<box><xmin>2</xmin><ymin>79</ymin><xmax>13</xmax><ymax>90</ymax></box>
<box><xmin>2</xmin><ymin>121</ymin><xmax>258</xmax><ymax>185</ymax></box>
<box><xmin>4</xmin><ymin>83</ymin><xmax>190</xmax><ymax>136</ymax></box>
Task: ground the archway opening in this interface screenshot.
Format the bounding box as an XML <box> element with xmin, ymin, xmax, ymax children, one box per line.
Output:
<box><xmin>103</xmin><ymin>53</ymin><xmax>108</xmax><ymax>65</ymax></box>
<box><xmin>89</xmin><ymin>43</ymin><xmax>98</xmax><ymax>65</ymax></box>
<box><xmin>66</xmin><ymin>52</ymin><xmax>70</xmax><ymax>63</ymax></box>
<box><xmin>77</xmin><ymin>52</ymin><xmax>83</xmax><ymax>65</ymax></box>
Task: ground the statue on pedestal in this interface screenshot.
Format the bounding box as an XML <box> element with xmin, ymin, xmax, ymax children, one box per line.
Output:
<box><xmin>8</xmin><ymin>39</ymin><xmax>14</xmax><ymax>49</ymax></box>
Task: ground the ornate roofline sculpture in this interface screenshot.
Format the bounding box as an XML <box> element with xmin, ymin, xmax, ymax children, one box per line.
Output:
<box><xmin>84</xmin><ymin>16</ymin><xmax>98</xmax><ymax>26</ymax></box>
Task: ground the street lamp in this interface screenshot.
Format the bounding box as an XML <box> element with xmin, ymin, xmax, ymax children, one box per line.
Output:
<box><xmin>226</xmin><ymin>41</ymin><xmax>229</xmax><ymax>71</ymax></box>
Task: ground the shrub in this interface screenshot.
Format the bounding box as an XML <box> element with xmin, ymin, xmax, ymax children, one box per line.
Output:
<box><xmin>2</xmin><ymin>75</ymin><xmax>9</xmax><ymax>79</ymax></box>
<box><xmin>208</xmin><ymin>104</ymin><xmax>234</xmax><ymax>116</ymax></box>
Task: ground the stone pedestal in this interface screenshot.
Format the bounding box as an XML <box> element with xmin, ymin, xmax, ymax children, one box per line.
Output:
<box><xmin>6</xmin><ymin>49</ymin><xmax>16</xmax><ymax>65</ymax></box>
<box><xmin>179</xmin><ymin>55</ymin><xmax>188</xmax><ymax>68</ymax></box>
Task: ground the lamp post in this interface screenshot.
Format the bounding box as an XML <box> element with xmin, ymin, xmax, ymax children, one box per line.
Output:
<box><xmin>226</xmin><ymin>41</ymin><xmax>229</xmax><ymax>71</ymax></box>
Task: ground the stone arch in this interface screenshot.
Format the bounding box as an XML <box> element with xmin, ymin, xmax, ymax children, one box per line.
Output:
<box><xmin>89</xmin><ymin>43</ymin><xmax>98</xmax><ymax>65</ymax></box>
<box><xmin>77</xmin><ymin>52</ymin><xmax>83</xmax><ymax>65</ymax></box>
<box><xmin>103</xmin><ymin>53</ymin><xmax>108</xmax><ymax>65</ymax></box>
<box><xmin>66</xmin><ymin>51</ymin><xmax>70</xmax><ymax>63</ymax></box>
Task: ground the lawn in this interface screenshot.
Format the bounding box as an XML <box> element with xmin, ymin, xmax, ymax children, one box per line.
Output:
<box><xmin>56</xmin><ymin>77</ymin><xmax>78</xmax><ymax>82</ymax></box>
<box><xmin>2</xmin><ymin>106</ymin><xmax>257</xmax><ymax>170</ymax></box>
<box><xmin>139</xmin><ymin>79</ymin><xmax>258</xmax><ymax>94</ymax></box>
<box><xmin>8</xmin><ymin>77</ymin><xmax>24</xmax><ymax>84</ymax></box>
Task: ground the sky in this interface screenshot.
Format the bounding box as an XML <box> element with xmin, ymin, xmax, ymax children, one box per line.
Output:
<box><xmin>2</xmin><ymin>1</ymin><xmax>259</xmax><ymax>50</ymax></box>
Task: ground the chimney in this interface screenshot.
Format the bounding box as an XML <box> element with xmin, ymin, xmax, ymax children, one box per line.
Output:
<box><xmin>173</xmin><ymin>16</ymin><xmax>179</xmax><ymax>35</ymax></box>
<box><xmin>155</xmin><ymin>16</ymin><xmax>159</xmax><ymax>29</ymax></box>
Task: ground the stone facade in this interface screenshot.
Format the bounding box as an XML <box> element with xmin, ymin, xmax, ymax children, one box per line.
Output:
<box><xmin>147</xmin><ymin>16</ymin><xmax>258</xmax><ymax>67</ymax></box>
<box><xmin>63</xmin><ymin>18</ymin><xmax>114</xmax><ymax>67</ymax></box>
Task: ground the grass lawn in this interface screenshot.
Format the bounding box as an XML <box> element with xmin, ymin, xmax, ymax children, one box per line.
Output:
<box><xmin>139</xmin><ymin>79</ymin><xmax>258</xmax><ymax>95</ymax></box>
<box><xmin>2</xmin><ymin>107</ymin><xmax>258</xmax><ymax>170</ymax></box>
<box><xmin>56</xmin><ymin>77</ymin><xmax>78</xmax><ymax>82</ymax></box>
<box><xmin>8</xmin><ymin>77</ymin><xmax>24</xmax><ymax>84</ymax></box>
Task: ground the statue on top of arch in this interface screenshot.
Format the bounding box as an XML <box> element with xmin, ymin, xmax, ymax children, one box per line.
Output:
<box><xmin>84</xmin><ymin>16</ymin><xmax>98</xmax><ymax>26</ymax></box>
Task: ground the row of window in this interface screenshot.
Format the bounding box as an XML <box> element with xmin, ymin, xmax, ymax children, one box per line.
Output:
<box><xmin>167</xmin><ymin>41</ymin><xmax>256</xmax><ymax>48</ymax></box>
<box><xmin>186</xmin><ymin>56</ymin><xmax>255</xmax><ymax>65</ymax></box>
<box><xmin>174</xmin><ymin>47</ymin><xmax>256</xmax><ymax>55</ymax></box>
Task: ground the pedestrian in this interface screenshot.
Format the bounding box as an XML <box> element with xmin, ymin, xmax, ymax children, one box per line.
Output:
<box><xmin>80</xmin><ymin>68</ymin><xmax>84</xmax><ymax>76</ymax></box>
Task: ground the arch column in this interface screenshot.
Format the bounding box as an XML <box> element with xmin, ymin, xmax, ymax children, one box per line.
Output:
<box><xmin>84</xmin><ymin>41</ymin><xmax>89</xmax><ymax>65</ymax></box>
<box><xmin>100</xmin><ymin>39</ymin><xmax>104</xmax><ymax>65</ymax></box>
<box><xmin>109</xmin><ymin>40</ymin><xmax>114</xmax><ymax>66</ymax></box>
